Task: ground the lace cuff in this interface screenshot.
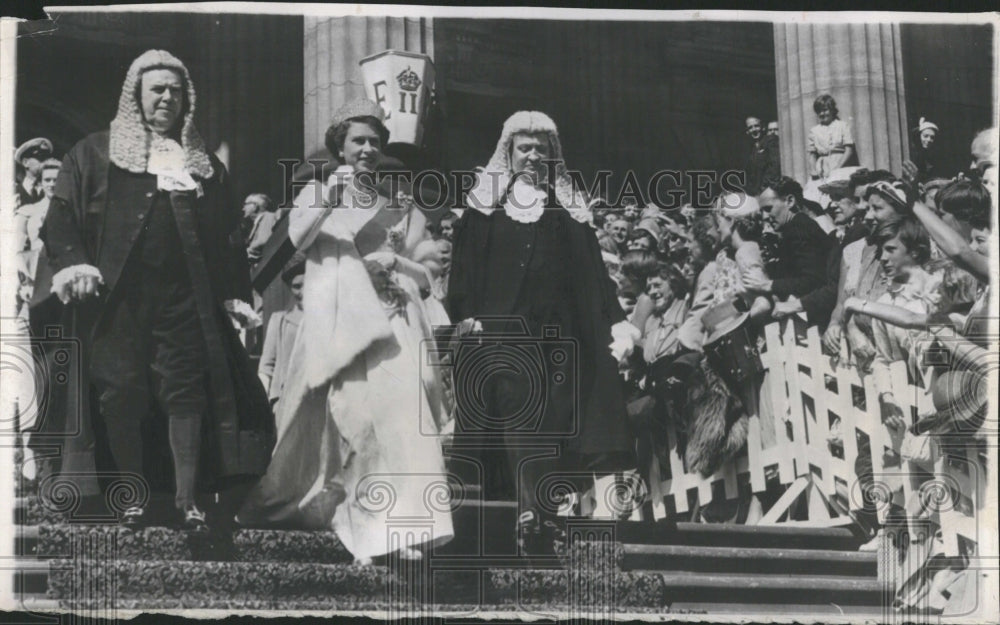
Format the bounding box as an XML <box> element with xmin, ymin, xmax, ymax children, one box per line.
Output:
<box><xmin>51</xmin><ymin>264</ymin><xmax>103</xmax><ymax>304</ymax></box>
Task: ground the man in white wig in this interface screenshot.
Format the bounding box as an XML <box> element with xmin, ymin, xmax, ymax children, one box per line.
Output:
<box><xmin>448</xmin><ymin>111</ymin><xmax>639</xmax><ymax>554</ymax></box>
<box><xmin>38</xmin><ymin>50</ymin><xmax>270</xmax><ymax>532</ymax></box>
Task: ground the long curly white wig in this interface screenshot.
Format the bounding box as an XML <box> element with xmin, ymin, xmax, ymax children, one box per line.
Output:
<box><xmin>109</xmin><ymin>49</ymin><xmax>213</xmax><ymax>179</ymax></box>
<box><xmin>482</xmin><ymin>111</ymin><xmax>591</xmax><ymax>222</ymax></box>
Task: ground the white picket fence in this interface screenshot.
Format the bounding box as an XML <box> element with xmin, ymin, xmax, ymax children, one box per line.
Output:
<box><xmin>643</xmin><ymin>318</ymin><xmax>988</xmax><ymax>560</ymax></box>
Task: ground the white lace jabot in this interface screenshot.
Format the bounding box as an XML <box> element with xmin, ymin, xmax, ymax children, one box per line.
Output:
<box><xmin>503</xmin><ymin>178</ymin><xmax>546</xmax><ymax>224</ymax></box>
<box><xmin>146</xmin><ymin>135</ymin><xmax>202</xmax><ymax>194</ymax></box>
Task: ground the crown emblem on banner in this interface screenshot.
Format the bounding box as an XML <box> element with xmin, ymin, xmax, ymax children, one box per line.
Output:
<box><xmin>396</xmin><ymin>66</ymin><xmax>422</xmax><ymax>92</ymax></box>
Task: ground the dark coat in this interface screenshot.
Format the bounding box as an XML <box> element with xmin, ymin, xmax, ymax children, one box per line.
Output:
<box><xmin>769</xmin><ymin>211</ymin><xmax>834</xmax><ymax>299</ymax></box>
<box><xmin>448</xmin><ymin>205</ymin><xmax>631</xmax><ymax>458</ymax></box>
<box><xmin>34</xmin><ymin>131</ymin><xmax>272</xmax><ymax>498</ymax></box>
<box><xmin>745</xmin><ymin>135</ymin><xmax>781</xmax><ymax>196</ymax></box>
<box><xmin>800</xmin><ymin>220</ymin><xmax>868</xmax><ymax>330</ymax></box>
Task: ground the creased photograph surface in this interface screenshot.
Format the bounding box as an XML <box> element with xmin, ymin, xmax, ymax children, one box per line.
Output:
<box><xmin>0</xmin><ymin>5</ymin><xmax>997</xmax><ymax>622</ymax></box>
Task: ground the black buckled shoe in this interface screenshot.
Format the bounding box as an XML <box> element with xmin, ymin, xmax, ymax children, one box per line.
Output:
<box><xmin>182</xmin><ymin>505</ymin><xmax>209</xmax><ymax>534</ymax></box>
<box><xmin>120</xmin><ymin>506</ymin><xmax>146</xmax><ymax>532</ymax></box>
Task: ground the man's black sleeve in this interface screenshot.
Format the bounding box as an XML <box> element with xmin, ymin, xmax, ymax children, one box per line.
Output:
<box><xmin>799</xmin><ymin>242</ymin><xmax>841</xmax><ymax>329</ymax></box>
<box><xmin>771</xmin><ymin>218</ymin><xmax>832</xmax><ymax>299</ymax></box>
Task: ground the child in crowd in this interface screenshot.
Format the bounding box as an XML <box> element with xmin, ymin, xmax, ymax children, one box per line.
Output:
<box><xmin>412</xmin><ymin>238</ymin><xmax>451</xmax><ymax>328</ymax></box>
<box><xmin>808</xmin><ymin>94</ymin><xmax>856</xmax><ymax>181</ymax></box>
<box><xmin>258</xmin><ymin>254</ymin><xmax>306</xmax><ymax>424</ymax></box>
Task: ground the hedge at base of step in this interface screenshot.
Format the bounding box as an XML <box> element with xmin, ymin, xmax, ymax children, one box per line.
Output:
<box><xmin>36</xmin><ymin>524</ymin><xmax>619</xmax><ymax>568</ymax></box>
<box><xmin>17</xmin><ymin>497</ymin><xmax>68</xmax><ymax>526</ymax></box>
<box><xmin>431</xmin><ymin>569</ymin><xmax>669</xmax><ymax>608</ymax></box>
<box><xmin>558</xmin><ymin>540</ymin><xmax>625</xmax><ymax>570</ymax></box>
<box><xmin>234</xmin><ymin>529</ymin><xmax>352</xmax><ymax>564</ymax></box>
<box><xmin>35</xmin><ymin>525</ymin><xmax>355</xmax><ymax>563</ymax></box>
<box><xmin>47</xmin><ymin>560</ymin><xmax>395</xmax><ymax>602</ymax></box>
<box><xmin>37</xmin><ymin>525</ymin><xmax>190</xmax><ymax>560</ymax></box>
<box><xmin>15</xmin><ymin>476</ymin><xmax>38</xmax><ymax>499</ymax></box>
<box><xmin>53</xmin><ymin>599</ymin><xmax>693</xmax><ymax>614</ymax></box>
<box><xmin>47</xmin><ymin>560</ymin><xmax>670</xmax><ymax>609</ymax></box>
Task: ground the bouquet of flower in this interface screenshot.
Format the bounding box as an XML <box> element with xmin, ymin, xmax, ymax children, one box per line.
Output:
<box><xmin>364</xmin><ymin>259</ymin><xmax>408</xmax><ymax>317</ymax></box>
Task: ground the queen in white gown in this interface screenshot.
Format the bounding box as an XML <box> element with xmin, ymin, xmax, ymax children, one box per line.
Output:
<box><xmin>237</xmin><ymin>99</ymin><xmax>453</xmax><ymax>563</ymax></box>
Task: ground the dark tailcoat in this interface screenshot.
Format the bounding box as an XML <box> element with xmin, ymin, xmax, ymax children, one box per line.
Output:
<box><xmin>769</xmin><ymin>211</ymin><xmax>834</xmax><ymax>300</ymax></box>
<box><xmin>448</xmin><ymin>204</ymin><xmax>631</xmax><ymax>461</ymax></box>
<box><xmin>745</xmin><ymin>135</ymin><xmax>781</xmax><ymax>196</ymax></box>
<box><xmin>33</xmin><ymin>131</ymin><xmax>271</xmax><ymax>500</ymax></box>
<box><xmin>800</xmin><ymin>220</ymin><xmax>868</xmax><ymax>331</ymax></box>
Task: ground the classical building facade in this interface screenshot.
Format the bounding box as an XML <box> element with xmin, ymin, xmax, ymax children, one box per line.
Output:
<box><xmin>14</xmin><ymin>13</ymin><xmax>994</xmax><ymax>316</ymax></box>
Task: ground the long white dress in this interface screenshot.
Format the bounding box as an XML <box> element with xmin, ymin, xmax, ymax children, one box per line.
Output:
<box><xmin>238</xmin><ymin>170</ymin><xmax>453</xmax><ymax>560</ymax></box>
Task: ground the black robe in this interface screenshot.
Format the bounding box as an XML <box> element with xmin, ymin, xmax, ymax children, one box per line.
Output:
<box><xmin>448</xmin><ymin>203</ymin><xmax>632</xmax><ymax>462</ymax></box>
<box><xmin>31</xmin><ymin>131</ymin><xmax>272</xmax><ymax>506</ymax></box>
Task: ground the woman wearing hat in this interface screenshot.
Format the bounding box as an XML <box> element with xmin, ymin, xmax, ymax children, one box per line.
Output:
<box><xmin>671</xmin><ymin>194</ymin><xmax>776</xmax><ymax>521</ymax></box>
<box><xmin>238</xmin><ymin>98</ymin><xmax>453</xmax><ymax>564</ymax></box>
<box><xmin>257</xmin><ymin>253</ymin><xmax>306</xmax><ymax>422</ymax></box>
<box><xmin>910</xmin><ymin>117</ymin><xmax>939</xmax><ymax>182</ymax></box>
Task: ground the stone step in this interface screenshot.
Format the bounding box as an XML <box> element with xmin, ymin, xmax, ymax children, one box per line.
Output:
<box><xmin>21</xmin><ymin>523</ymin><xmax>873</xmax><ymax>578</ymax></box>
<box><xmin>42</xmin><ymin>559</ymin><xmax>668</xmax><ymax>608</ymax></box>
<box><xmin>631</xmin><ymin>521</ymin><xmax>864</xmax><ymax>550</ymax></box>
<box><xmin>41</xmin><ymin>559</ymin><xmax>885</xmax><ymax>609</ymax></box>
<box><xmin>620</xmin><ymin>543</ymin><xmax>877</xmax><ymax>577</ymax></box>
<box><xmin>426</xmin><ymin>568</ymin><xmax>885</xmax><ymax>607</ymax></box>
<box><xmin>41</xmin><ymin>598</ymin><xmax>694</xmax><ymax>615</ymax></box>
<box><xmin>643</xmin><ymin>571</ymin><xmax>886</xmax><ymax>606</ymax></box>
<box><xmin>448</xmin><ymin>503</ymin><xmax>865</xmax><ymax>554</ymax></box>
<box><xmin>42</xmin><ymin>598</ymin><xmax>519</xmax><ymax>612</ymax></box>
<box><xmin>16</xmin><ymin>596</ymin><xmax>61</xmax><ymax>611</ymax></box>
<box><xmin>666</xmin><ymin>601</ymin><xmax>886</xmax><ymax>616</ymax></box>
<box><xmin>10</xmin><ymin>559</ymin><xmax>51</xmax><ymax>596</ymax></box>
<box><xmin>15</xmin><ymin>494</ymin><xmax>863</xmax><ymax>551</ymax></box>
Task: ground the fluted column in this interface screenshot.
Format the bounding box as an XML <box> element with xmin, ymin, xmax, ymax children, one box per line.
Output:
<box><xmin>303</xmin><ymin>16</ymin><xmax>433</xmax><ymax>157</ymax></box>
<box><xmin>775</xmin><ymin>23</ymin><xmax>909</xmax><ymax>184</ymax></box>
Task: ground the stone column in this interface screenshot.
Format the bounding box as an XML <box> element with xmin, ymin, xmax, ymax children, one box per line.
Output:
<box><xmin>774</xmin><ymin>23</ymin><xmax>909</xmax><ymax>184</ymax></box>
<box><xmin>303</xmin><ymin>16</ymin><xmax>433</xmax><ymax>157</ymax></box>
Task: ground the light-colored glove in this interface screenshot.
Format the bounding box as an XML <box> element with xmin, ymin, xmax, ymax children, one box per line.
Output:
<box><xmin>609</xmin><ymin>320</ymin><xmax>641</xmax><ymax>362</ymax></box>
<box><xmin>363</xmin><ymin>251</ymin><xmax>398</xmax><ymax>271</ymax></box>
<box><xmin>225</xmin><ymin>299</ymin><xmax>262</xmax><ymax>330</ymax></box>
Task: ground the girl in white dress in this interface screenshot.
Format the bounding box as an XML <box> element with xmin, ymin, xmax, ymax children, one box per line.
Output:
<box><xmin>237</xmin><ymin>99</ymin><xmax>453</xmax><ymax>564</ymax></box>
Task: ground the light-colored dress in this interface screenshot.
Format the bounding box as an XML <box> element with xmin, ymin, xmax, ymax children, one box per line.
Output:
<box><xmin>13</xmin><ymin>197</ymin><xmax>50</xmax><ymax>316</ymax></box>
<box><xmin>808</xmin><ymin>118</ymin><xmax>855</xmax><ymax>180</ymax></box>
<box><xmin>872</xmin><ymin>266</ymin><xmax>948</xmax><ymax>381</ymax></box>
<box><xmin>238</xmin><ymin>168</ymin><xmax>453</xmax><ymax>561</ymax></box>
